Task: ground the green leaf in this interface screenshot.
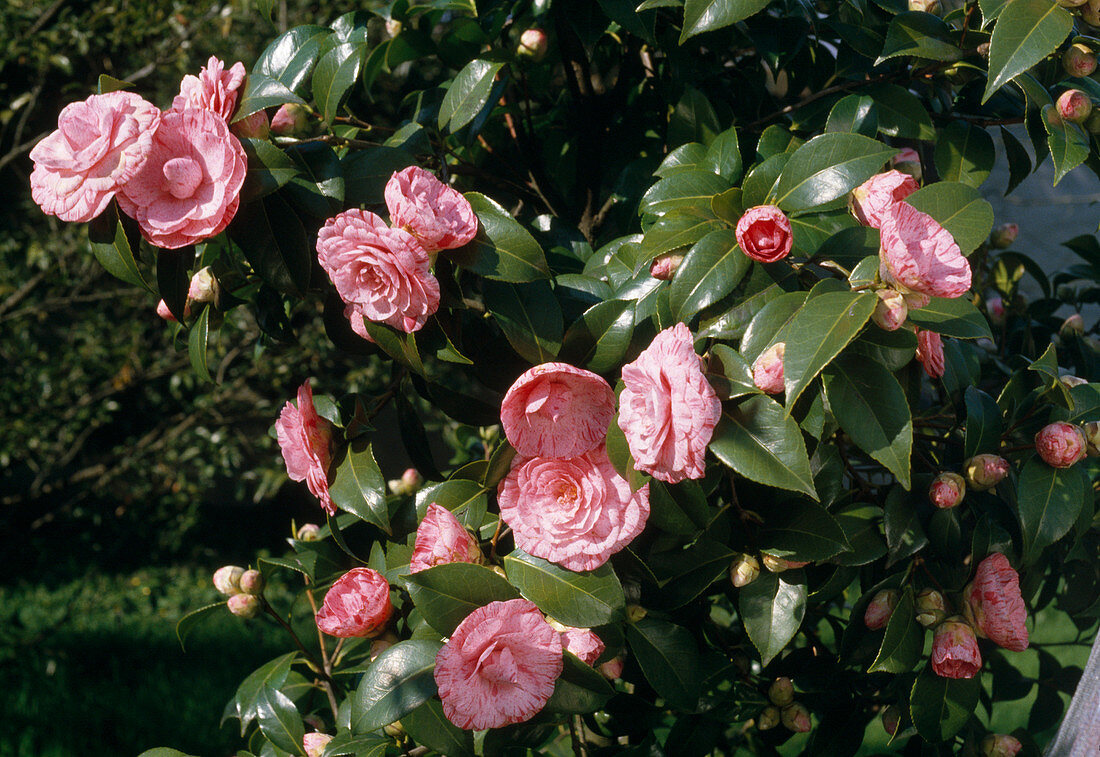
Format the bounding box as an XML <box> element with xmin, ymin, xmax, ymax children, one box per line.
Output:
<box><xmin>321</xmin><ymin>732</ymin><xmax>392</xmax><ymax>757</ymax></box>
<box><xmin>188</xmin><ymin>306</ymin><xmax>212</xmax><ymax>383</ymax></box>
<box><xmin>351</xmin><ymin>640</ymin><xmax>443</xmax><ymax>733</ymax></box>
<box><xmin>415</xmin><ymin>480</ymin><xmax>487</xmax><ymax>530</ymax></box>
<box><xmin>680</xmin><ymin>0</ymin><xmax>771</xmax><ymax>41</ymax></box>
<box><xmin>884</xmin><ymin>486</ymin><xmax>928</xmax><ymax>565</ymax></box>
<box><xmin>710</xmin><ymin>395</ymin><xmax>818</xmax><ymax>500</ymax></box>
<box><xmin>774</xmin><ymin>133</ymin><xmax>896</xmax><ymax>213</ymax></box>
<box><xmin>175</xmin><ymin>601</ymin><xmax>223</xmax><ymax>652</ymax></box>
<box><xmin>97</xmin><ymin>74</ymin><xmax>134</xmax><ymax>94</ymax></box>
<box><xmin>703</xmin><ymin>128</ymin><xmax>743</xmax><ymax>181</ymax></box>
<box><xmin>438</xmin><ymin>59</ymin><xmax>504</xmax><ymax>132</ymax></box>
<box><xmin>782</xmin><ymin>291</ymin><xmax>877</xmax><ymax>406</ymax></box>
<box><xmin>834</xmin><ymin>502</ymin><xmax>888</xmax><ymax>566</ymax></box>
<box><xmin>640</xmin><ymin>205</ymin><xmax>722</xmax><ymax>257</ymax></box>
<box><xmin>826</xmin><ymin>95</ymin><xmax>878</xmax><ymax>137</ymax></box>
<box><xmin>312</xmin><ymin>41</ymin><xmax>366</xmax><ymax>123</ymax></box>
<box><xmin>934</xmin><ymin>121</ymin><xmax>996</xmax><ymax>187</ymax></box>
<box><xmin>739</xmin><ymin>291</ymin><xmax>808</xmax><ymax>362</ymax></box>
<box><xmin>401</xmin><ymin>699</ymin><xmax>474</xmax><ymax>757</ymax></box>
<box><xmin>87</xmin><ymin>203</ymin><xmax>151</xmax><ymax>290</ymax></box>
<box><xmin>1001</xmin><ymin>126</ymin><xmax>1032</xmax><ymax>196</ymax></box>
<box><xmin>878</xmin><ymin>12</ymin><xmax>963</xmax><ymax>62</ymax></box>
<box><xmin>869</xmin><ymin>589</ymin><xmax>923</xmax><ymax>673</ymax></box>
<box><xmin>649</xmin><ymin>539</ymin><xmax>737</xmax><ymax>609</ymax></box>
<box><xmin>909</xmin><ymin>666</ymin><xmax>982</xmax><ymax>741</ymax></box>
<box><xmin>707</xmin><ymin>344</ymin><xmax>759</xmax><ymax>400</ymax></box>
<box><xmin>227</xmin><ymin>192</ymin><xmax>311</xmax><ymax>296</ymax></box>
<box><xmin>758</xmin><ymin>500</ymin><xmax>851</xmax><ymax>561</ymax></box>
<box><xmin>256</xmin><ymin>686</ymin><xmax>305</xmax><ymax>755</ymax></box>
<box><xmin>239</xmin><ymin>138</ymin><xmax>300</xmax><ymax>202</ymax></box>
<box><xmin>233</xmin><ymin>74</ymin><xmax>308</xmax><ymax>121</ymax></box>
<box><xmin>255</xmin><ymin>25</ymin><xmax>331</xmax><ymax>94</ymax></box>
<box><xmin>341</xmin><ymin>147</ymin><xmax>416</xmax><ymax>205</ymax></box>
<box><xmin>626</xmin><ymin>618</ymin><xmax>702</xmax><ymax>711</ymax></box>
<box><xmin>230</xmin><ymin>653</ymin><xmax>297</xmax><ymax>732</ymax></box>
<box><xmin>655</xmin><ymin>143</ymin><xmax>709</xmax><ymax>177</ymax></box>
<box><xmin>647</xmin><ymin>480</ymin><xmax>711</xmax><ymax>535</ymax></box>
<box><xmin>1043</xmin><ymin>104</ymin><xmax>1090</xmax><ymax>185</ymax></box>
<box><xmin>544</xmin><ymin>652</ymin><xmax>615</xmax><ymax>713</ymax></box>
<box><xmin>906</xmin><ymin>182</ymin><xmax>994</xmax><ymax>254</ymax></box>
<box><xmin>1016</xmin><ymin>456</ymin><xmax>1089</xmax><ymax>562</ymax></box>
<box><xmin>907</xmin><ymin>297</ymin><xmax>993</xmax><ymax>339</ymax></box>
<box><xmin>640</xmin><ymin>171</ymin><xmax>730</xmax><ymax>216</ymax></box>
<box><xmin>503</xmin><ymin>550</ymin><xmax>625</xmax><ymax>627</ymax></box>
<box><xmin>157</xmin><ymin>247</ymin><xmax>192</xmax><ymax>324</ymax></box>
<box><xmin>741</xmin><ymin>152</ymin><xmax>790</xmax><ymax>208</ymax></box>
<box><xmin>669</xmin><ymin>229</ymin><xmax>750</xmax><ymax>321</ymax></box>
<box><xmin>867</xmin><ymin>84</ymin><xmax>936</xmax><ymax>140</ymax></box>
<box><xmin>964</xmin><ymin>387</ymin><xmax>1003</xmax><ymax>457</ymax></box>
<box><xmin>329</xmin><ymin>439</ymin><xmax>389</xmax><ymax>533</ymax></box>
<box><xmin>483</xmin><ymin>279</ymin><xmax>563</xmax><ymax>364</ymax></box>
<box><xmin>739</xmin><ymin>570</ymin><xmax>807</xmax><ymax>666</ymax></box>
<box><xmin>823</xmin><ymin>355</ymin><xmax>913</xmax><ymax>488</ymax></box>
<box><xmin>450</xmin><ymin>193</ymin><xmax>549</xmax><ymax>282</ymax></box>
<box><xmin>403</xmin><ymin>563</ymin><xmax>520</xmax><ymax>635</ymax></box>
<box><xmin>559</xmin><ymin>299</ymin><xmax>635</xmax><ymax>374</ymax></box>
<box><xmin>983</xmin><ymin>0</ymin><xmax>1073</xmax><ymax>103</ymax></box>
<box><xmin>669</xmin><ymin>86</ymin><xmax>721</xmax><ymax>145</ymax></box>
<box><xmin>138</xmin><ymin>750</ymin><xmax>198</xmax><ymax>757</ymax></box>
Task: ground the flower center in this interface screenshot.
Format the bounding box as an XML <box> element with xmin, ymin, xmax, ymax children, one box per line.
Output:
<box><xmin>163</xmin><ymin>157</ymin><xmax>203</xmax><ymax>199</ymax></box>
<box><xmin>554</xmin><ymin>480</ymin><xmax>579</xmax><ymax>505</ymax></box>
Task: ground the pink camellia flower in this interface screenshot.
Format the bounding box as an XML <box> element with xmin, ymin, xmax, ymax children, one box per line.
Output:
<box><xmin>275</xmin><ymin>380</ymin><xmax>335</xmax><ymax>515</ymax></box>
<box><xmin>156</xmin><ymin>299</ymin><xmax>179</xmax><ymax>322</ymax></box>
<box><xmin>500</xmin><ymin>362</ymin><xmax>616</xmax><ymax>460</ymax></box>
<box><xmin>864</xmin><ymin>589</ymin><xmax>899</xmax><ymax>630</ymax></box>
<box><xmin>931</xmin><ymin>618</ymin><xmax>982</xmax><ymax>679</ymax></box>
<box><xmin>172</xmin><ymin>56</ymin><xmax>247</xmax><ymax>121</ymax></box>
<box><xmin>316</xmin><ymin>208</ymin><xmax>440</xmax><ymax>341</ymax></box>
<box><xmin>315</xmin><ymin>567</ymin><xmax>393</xmax><ymax>638</ymax></box>
<box><xmin>1034</xmin><ymin>421</ymin><xmax>1088</xmax><ymax>468</ymax></box>
<box><xmin>303</xmin><ymin>732</ymin><xmax>333</xmax><ymax>757</ymax></box>
<box><xmin>270</xmin><ymin>103</ymin><xmax>310</xmax><ymax>136</ymax></box>
<box><xmin>599</xmin><ymin>657</ymin><xmax>624</xmax><ymax>680</ymax></box>
<box><xmin>849</xmin><ymin>170</ymin><xmax>919</xmax><ymax>228</ymax></box>
<box><xmin>117</xmin><ymin>107</ymin><xmax>246</xmax><ymax>249</ymax></box>
<box><xmin>752</xmin><ymin>342</ymin><xmax>786</xmax><ymax>394</ymax></box>
<box><xmin>872</xmin><ymin>289</ymin><xmax>908</xmax><ymax>331</ymax></box>
<box><xmin>30</xmin><ymin>91</ymin><xmax>161</xmax><ymax>223</ymax></box>
<box><xmin>434</xmin><ymin>598</ymin><xmax>563</xmax><ymax>730</ymax></box>
<box><xmin>980</xmin><ymin>734</ymin><xmax>1023</xmax><ymax>757</ymax></box>
<box><xmin>878</xmin><ymin>202</ymin><xmax>971</xmax><ymax>303</ymax></box>
<box><xmin>188</xmin><ymin>267</ymin><xmax>217</xmax><ymax>303</ymax></box>
<box><xmin>650</xmin><ymin>252</ymin><xmax>684</xmax><ymax>281</ymax></box>
<box><xmin>929</xmin><ymin>472</ymin><xmax>965</xmax><ymax>509</ymax></box>
<box><xmin>965</xmin><ymin>553</ymin><xmax>1029</xmax><ymax>652</ymax></box>
<box><xmin>518</xmin><ymin>28</ymin><xmax>550</xmax><ymax>61</ymax></box>
<box><xmin>964</xmin><ymin>454</ymin><xmax>1010</xmax><ymax>491</ymax></box>
<box><xmin>618</xmin><ymin>323</ymin><xmax>721</xmax><ymax>483</ymax></box>
<box><xmin>735</xmin><ymin>205</ymin><xmax>793</xmax><ymax>263</ymax></box>
<box><xmin>498</xmin><ymin>445</ymin><xmax>650</xmax><ymax>571</ymax></box>
<box><xmin>409</xmin><ymin>503</ymin><xmax>484</xmax><ymax>573</ymax></box>
<box><xmin>384</xmin><ymin>166</ymin><xmax>478</xmax><ymax>252</ymax></box>
<box><xmin>915</xmin><ymin>329</ymin><xmax>945</xmax><ymax>378</ymax></box>
<box><xmin>560</xmin><ymin>627</ymin><xmax>605</xmax><ymax>665</ymax></box>
<box><xmin>987</xmin><ymin>295</ymin><xmax>1006</xmax><ymax>324</ymax></box>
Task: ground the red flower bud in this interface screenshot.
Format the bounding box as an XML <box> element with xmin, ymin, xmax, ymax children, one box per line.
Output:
<box><xmin>864</xmin><ymin>589</ymin><xmax>900</xmax><ymax>630</ymax></box>
<box><xmin>781</xmin><ymin>702</ymin><xmax>812</xmax><ymax>732</ymax></box>
<box><xmin>296</xmin><ymin>523</ymin><xmax>321</xmax><ymax>541</ymax></box>
<box><xmin>931</xmin><ymin>618</ymin><xmax>982</xmax><ymax>679</ymax></box>
<box><xmin>757</xmin><ymin>705</ymin><xmax>782</xmax><ymax>730</ymax></box>
<box><xmin>965</xmin><ymin>553</ymin><xmax>1028</xmax><ymax>652</ymax></box>
<box><xmin>729</xmin><ymin>553</ymin><xmax>761</xmax><ymax>588</ymax></box>
<box><xmin>881</xmin><ymin>704</ymin><xmax>901</xmax><ymax>735</ymax></box>
<box><xmin>650</xmin><ymin>252</ymin><xmax>684</xmax><ymax>281</ymax></box>
<box><xmin>1063</xmin><ymin>43</ymin><xmax>1098</xmax><ymax>77</ymax></box>
<box><xmin>598</xmin><ymin>656</ymin><xmax>624</xmax><ymax>680</ymax></box>
<box><xmin>230</xmin><ymin>109</ymin><xmax>271</xmax><ymax>140</ymax></box>
<box><xmin>187</xmin><ymin>267</ymin><xmax>217</xmax><ymax>303</ymax></box>
<box><xmin>736</xmin><ymin>205</ymin><xmax>794</xmax><ymax>263</ymax></box>
<box><xmin>303</xmin><ymin>732</ymin><xmax>333</xmax><ymax>757</ymax></box>
<box><xmin>752</xmin><ymin>342</ymin><xmax>786</xmax><ymax>394</ymax></box>
<box><xmin>768</xmin><ymin>677</ymin><xmax>795</xmax><ymax>706</ymax></box>
<box><xmin>1035</xmin><ymin>422</ymin><xmax>1087</xmax><ymax>468</ymax></box>
<box><xmin>929</xmin><ymin>472</ymin><xmax>966</xmax><ymax>509</ymax></box>
<box><xmin>989</xmin><ymin>223</ymin><xmax>1018</xmax><ymax>249</ymax></box>
<box><xmin>1062</xmin><ymin>313</ymin><xmax>1086</xmax><ymax>335</ymax></box>
<box><xmin>986</xmin><ymin>295</ymin><xmax>1006</xmax><ymax>325</ymax></box>
<box><xmin>270</xmin><ymin>103</ymin><xmax>310</xmax><ymax>136</ymax></box>
<box><xmin>964</xmin><ymin>454</ymin><xmax>1010</xmax><ymax>491</ymax></box>
<box><xmin>1057</xmin><ymin>89</ymin><xmax>1093</xmax><ymax>124</ymax></box>
<box><xmin>915</xmin><ymin>588</ymin><xmax>947</xmax><ymax>627</ymax></box>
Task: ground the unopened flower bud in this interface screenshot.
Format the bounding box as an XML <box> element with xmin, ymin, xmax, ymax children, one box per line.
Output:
<box><xmin>369</xmin><ymin>630</ymin><xmax>399</xmax><ymax>661</ymax></box>
<box><xmin>228</xmin><ymin>593</ymin><xmax>261</xmax><ymax>619</ymax></box>
<box><xmin>964</xmin><ymin>454</ymin><xmax>1010</xmax><ymax>491</ymax></box>
<box><xmin>270</xmin><ymin>103</ymin><xmax>310</xmax><ymax>136</ymax></box>
<box><xmin>752</xmin><ymin>342</ymin><xmax>786</xmax><ymax>395</ymax></box>
<box><xmin>986</xmin><ymin>295</ymin><xmax>1006</xmax><ymax>325</ymax></box>
<box><xmin>729</xmin><ymin>553</ymin><xmax>761</xmax><ymax>587</ymax></box>
<box><xmin>213</xmin><ymin>565</ymin><xmax>245</xmax><ymax>595</ymax></box>
<box><xmin>873</xmin><ymin>289</ymin><xmax>909</xmax><ymax>331</ymax></box>
<box><xmin>296</xmin><ymin>523</ymin><xmax>321</xmax><ymax>541</ymax></box>
<box><xmin>650</xmin><ymin>252</ymin><xmax>684</xmax><ymax>281</ymax></box>
<box><xmin>1061</xmin><ymin>374</ymin><xmax>1088</xmax><ymax>389</ymax></box>
<box><xmin>989</xmin><ymin>223</ymin><xmax>1018</xmax><ymax>249</ymax></box>
<box><xmin>599</xmin><ymin>656</ymin><xmax>624</xmax><ymax>680</ymax></box>
<box><xmin>929</xmin><ymin>472</ymin><xmax>966</xmax><ymax>509</ymax></box>
<box><xmin>187</xmin><ymin>267</ymin><xmax>217</xmax><ymax>303</ymax></box>
<box><xmin>980</xmin><ymin>734</ymin><xmax>1023</xmax><ymax>757</ymax></box>
<box><xmin>1064</xmin><ymin>43</ymin><xmax>1098</xmax><ymax>78</ymax></box>
<box><xmin>156</xmin><ymin>299</ymin><xmax>177</xmax><ymax>322</ymax></box>
<box><xmin>1062</xmin><ymin>313</ymin><xmax>1085</xmax><ymax>335</ymax></box>
<box><xmin>1056</xmin><ymin>0</ymin><xmax>1088</xmax><ymax>7</ymax></box>
<box><xmin>1083</xmin><ymin>1</ymin><xmax>1100</xmax><ymax>27</ymax></box>
<box><xmin>231</xmin><ymin>109</ymin><xmax>271</xmax><ymax>140</ymax></box>
<box><xmin>518</xmin><ymin>28</ymin><xmax>549</xmax><ymax>61</ymax></box>
<box><xmin>931</xmin><ymin>617</ymin><xmax>982</xmax><ymax>679</ymax></box>
<box><xmin>1084</xmin><ymin>421</ymin><xmax>1100</xmax><ymax>456</ymax></box>
<box><xmin>909</xmin><ymin>0</ymin><xmax>940</xmax><ymax>12</ymax></box>
<box><xmin>1085</xmin><ymin>109</ymin><xmax>1100</xmax><ymax>134</ymax></box>
<box><xmin>864</xmin><ymin>589</ymin><xmax>900</xmax><ymax>630</ymax></box>
<box><xmin>758</xmin><ymin>705</ymin><xmax>782</xmax><ymax>730</ymax></box>
<box><xmin>626</xmin><ymin>605</ymin><xmax>647</xmax><ymax>623</ymax></box>
<box><xmin>239</xmin><ymin>569</ymin><xmax>265</xmax><ymax>596</ymax></box>
<box><xmin>385</xmin><ymin>18</ymin><xmax>402</xmax><ymax>38</ymax></box>
<box><xmin>891</xmin><ymin>147</ymin><xmax>922</xmax><ymax>181</ymax></box>
<box><xmin>761</xmin><ymin>553</ymin><xmax>810</xmax><ymax>573</ymax></box>
<box><xmin>401</xmin><ymin>467</ymin><xmax>422</xmax><ymax>489</ymax></box>
<box><xmin>781</xmin><ymin>702</ymin><xmax>812</xmax><ymax>733</ymax></box>
<box><xmin>915</xmin><ymin>588</ymin><xmax>947</xmax><ymax>627</ymax></box>
<box><xmin>1057</xmin><ymin>89</ymin><xmax>1093</xmax><ymax>124</ymax></box>
<box><xmin>383</xmin><ymin>720</ymin><xmax>405</xmax><ymax>738</ymax></box>
<box><xmin>977</xmin><ymin>41</ymin><xmax>991</xmax><ymax>59</ymax></box>
<box><xmin>1035</xmin><ymin>421</ymin><xmax>1088</xmax><ymax>468</ymax></box>
<box><xmin>881</xmin><ymin>705</ymin><xmax>901</xmax><ymax>735</ymax></box>
<box><xmin>768</xmin><ymin>677</ymin><xmax>795</xmax><ymax>706</ymax></box>
<box><xmin>303</xmin><ymin>732</ymin><xmax>333</xmax><ymax>757</ymax></box>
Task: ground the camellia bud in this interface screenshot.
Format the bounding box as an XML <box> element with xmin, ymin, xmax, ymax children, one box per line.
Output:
<box><xmin>989</xmin><ymin>223</ymin><xmax>1018</xmax><ymax>249</ymax></box>
<box><xmin>768</xmin><ymin>677</ymin><xmax>795</xmax><ymax>707</ymax></box>
<box><xmin>781</xmin><ymin>702</ymin><xmax>812</xmax><ymax>733</ymax></box>
<box><xmin>864</xmin><ymin>589</ymin><xmax>900</xmax><ymax>630</ymax></box>
<box><xmin>980</xmin><ymin>734</ymin><xmax>1023</xmax><ymax>757</ymax></box>
<box><xmin>401</xmin><ymin>467</ymin><xmax>422</xmax><ymax>490</ymax></box>
<box><xmin>964</xmin><ymin>454</ymin><xmax>1010</xmax><ymax>491</ymax></box>
<box><xmin>1056</xmin><ymin>0</ymin><xmax>1088</xmax><ymax>7</ymax></box>
<box><xmin>213</xmin><ymin>565</ymin><xmax>245</xmax><ymax>595</ymax></box>
<box><xmin>227</xmin><ymin>593</ymin><xmax>261</xmax><ymax>619</ymax></box>
<box><xmin>383</xmin><ymin>721</ymin><xmax>405</xmax><ymax>738</ymax></box>
<box><xmin>156</xmin><ymin>299</ymin><xmax>177</xmax><ymax>323</ymax></box>
<box><xmin>599</xmin><ymin>657</ymin><xmax>624</xmax><ymax>680</ymax></box>
<box><xmin>650</xmin><ymin>252</ymin><xmax>684</xmax><ymax>281</ymax></box>
<box><xmin>385</xmin><ymin>18</ymin><xmax>402</xmax><ymax>38</ymax></box>
<box><xmin>1043</xmin><ymin>103</ymin><xmax>1064</xmax><ymax>129</ymax></box>
<box><xmin>1084</xmin><ymin>1</ymin><xmax>1100</xmax><ymax>27</ymax></box>
<box><xmin>986</xmin><ymin>295</ymin><xmax>1006</xmax><ymax>325</ymax></box>
<box><xmin>1035</xmin><ymin>421</ymin><xmax>1088</xmax><ymax>468</ymax></box>
<box><xmin>239</xmin><ymin>569</ymin><xmax>265</xmax><ymax>596</ymax></box>
<box><xmin>1085</xmin><ymin>109</ymin><xmax>1100</xmax><ymax>135</ymax></box>
<box><xmin>270</xmin><ymin>103</ymin><xmax>310</xmax><ymax>136</ymax></box>
<box><xmin>891</xmin><ymin>147</ymin><xmax>922</xmax><ymax>181</ymax></box>
<box><xmin>729</xmin><ymin>553</ymin><xmax>761</xmax><ymax>588</ymax></box>
<box><xmin>1064</xmin><ymin>43</ymin><xmax>1098</xmax><ymax>77</ymax></box>
<box><xmin>752</xmin><ymin>342</ymin><xmax>786</xmax><ymax>395</ymax></box>
<box><xmin>1060</xmin><ymin>374</ymin><xmax>1088</xmax><ymax>389</ymax></box>
<box><xmin>517</xmin><ymin>28</ymin><xmax>549</xmax><ymax>61</ymax></box>
<box><xmin>930</xmin><ymin>617</ymin><xmax>982</xmax><ymax>679</ymax></box>
<box><xmin>977</xmin><ymin>41</ymin><xmax>991</xmax><ymax>59</ymax></box>
<box><xmin>303</xmin><ymin>732</ymin><xmax>333</xmax><ymax>757</ymax></box>
<box><xmin>761</xmin><ymin>553</ymin><xmax>800</xmax><ymax>573</ymax></box>
<box><xmin>230</xmin><ymin>109</ymin><xmax>271</xmax><ymax>140</ymax></box>
<box><xmin>187</xmin><ymin>267</ymin><xmax>217</xmax><ymax>304</ymax></box>
<box><xmin>1061</xmin><ymin>313</ymin><xmax>1086</xmax><ymax>336</ymax></box>
<box><xmin>369</xmin><ymin>631</ymin><xmax>398</xmax><ymax>661</ymax></box>
<box><xmin>626</xmin><ymin>604</ymin><xmax>648</xmax><ymax>623</ymax></box>
<box><xmin>929</xmin><ymin>472</ymin><xmax>966</xmax><ymax>509</ymax></box>
<box><xmin>758</xmin><ymin>705</ymin><xmax>782</xmax><ymax>730</ymax></box>
<box><xmin>915</xmin><ymin>588</ymin><xmax>947</xmax><ymax>627</ymax></box>
<box><xmin>908</xmin><ymin>0</ymin><xmax>940</xmax><ymax>12</ymax></box>
<box><xmin>1083</xmin><ymin>420</ymin><xmax>1100</xmax><ymax>456</ymax></box>
<box><xmin>872</xmin><ymin>289</ymin><xmax>908</xmax><ymax>331</ymax></box>
<box><xmin>1057</xmin><ymin>89</ymin><xmax>1093</xmax><ymax>124</ymax></box>
<box><xmin>881</xmin><ymin>705</ymin><xmax>901</xmax><ymax>736</ymax></box>
<box><xmin>296</xmin><ymin>523</ymin><xmax>321</xmax><ymax>541</ymax></box>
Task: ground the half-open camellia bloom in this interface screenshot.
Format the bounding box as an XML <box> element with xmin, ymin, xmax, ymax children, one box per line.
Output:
<box><xmin>275</xmin><ymin>381</ymin><xmax>335</xmax><ymax>515</ymax></box>
<box><xmin>965</xmin><ymin>553</ymin><xmax>1029</xmax><ymax>652</ymax></box>
<box><xmin>931</xmin><ymin>618</ymin><xmax>982</xmax><ymax>679</ymax></box>
<box><xmin>172</xmin><ymin>56</ymin><xmax>247</xmax><ymax>121</ymax></box>
<box><xmin>385</xmin><ymin>166</ymin><xmax>478</xmax><ymax>251</ymax></box>
<box><xmin>498</xmin><ymin>445</ymin><xmax>650</xmax><ymax>572</ymax></box>
<box><xmin>435</xmin><ymin>599</ymin><xmax>563</xmax><ymax>730</ymax></box>
<box><xmin>500</xmin><ymin>362</ymin><xmax>616</xmax><ymax>459</ymax></box>
<box><xmin>117</xmin><ymin>107</ymin><xmax>246</xmax><ymax>249</ymax></box>
<box><xmin>849</xmin><ymin>170</ymin><xmax>918</xmax><ymax>228</ymax></box>
<box><xmin>560</xmin><ymin>627</ymin><xmax>605</xmax><ymax>666</ymax></box>
<box><xmin>30</xmin><ymin>91</ymin><xmax>161</xmax><ymax>223</ymax></box>
<box><xmin>315</xmin><ymin>567</ymin><xmax>393</xmax><ymax>638</ymax></box>
<box><xmin>752</xmin><ymin>342</ymin><xmax>785</xmax><ymax>395</ymax></box>
<box><xmin>915</xmin><ymin>328</ymin><xmax>945</xmax><ymax>379</ymax></box>
<box><xmin>735</xmin><ymin>204</ymin><xmax>793</xmax><ymax>263</ymax></box>
<box><xmin>878</xmin><ymin>201</ymin><xmax>971</xmax><ymax>304</ymax></box>
<box><xmin>409</xmin><ymin>503</ymin><xmax>484</xmax><ymax>573</ymax></box>
<box><xmin>316</xmin><ymin>209</ymin><xmax>440</xmax><ymax>341</ymax></box>
<box><xmin>618</xmin><ymin>323</ymin><xmax>721</xmax><ymax>483</ymax></box>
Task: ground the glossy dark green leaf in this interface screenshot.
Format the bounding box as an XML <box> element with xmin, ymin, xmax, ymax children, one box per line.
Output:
<box><xmin>329</xmin><ymin>439</ymin><xmax>389</xmax><ymax>533</ymax></box>
<box><xmin>256</xmin><ymin>685</ymin><xmax>305</xmax><ymax>755</ymax></box>
<box><xmin>826</xmin><ymin>95</ymin><xmax>878</xmax><ymax>137</ymax></box>
<box><xmin>934</xmin><ymin>121</ymin><xmax>996</xmax><ymax>188</ymax></box>
<box><xmin>1001</xmin><ymin>126</ymin><xmax>1032</xmax><ymax>196</ymax></box>
<box><xmin>655</xmin><ymin>143</ymin><xmax>709</xmax><ymax>177</ymax></box>
<box><xmin>668</xmin><ymin>86</ymin><xmax>721</xmax><ymax>145</ymax></box>
<box><xmin>352</xmin><ymin>640</ymin><xmax>443</xmax><ymax>733</ymax></box>
<box><xmin>680</xmin><ymin>0</ymin><xmax>770</xmax><ymax>41</ymax></box>
<box><xmin>878</xmin><ymin>12</ymin><xmax>962</xmax><ymax>62</ymax></box>
<box><xmin>188</xmin><ymin>305</ymin><xmax>212</xmax><ymax>383</ymax></box>
<box><xmin>710</xmin><ymin>395</ymin><xmax>818</xmax><ymax>499</ymax></box>
<box><xmin>739</xmin><ymin>570</ymin><xmax>807</xmax><ymax>666</ymax></box>
<box><xmin>255</xmin><ymin>25</ymin><xmax>331</xmax><ymax>94</ymax></box>
<box><xmin>647</xmin><ymin>480</ymin><xmax>710</xmax><ymax>535</ymax></box>
<box><xmin>640</xmin><ymin>205</ymin><xmax>722</xmax><ymax>257</ymax></box>
<box><xmin>403</xmin><ymin>563</ymin><xmax>520</xmax><ymax>635</ymax></box>
<box><xmin>703</xmin><ymin>128</ymin><xmax>743</xmax><ymax>181</ymax></box>
<box><xmin>626</xmin><ymin>618</ymin><xmax>702</xmax><ymax>711</ymax></box>
<box><xmin>284</xmin><ymin>142</ymin><xmax>344</xmax><ymax>217</ymax></box>
<box><xmin>867</xmin><ymin>83</ymin><xmax>936</xmax><ymax>140</ymax></box>
<box><xmin>741</xmin><ymin>152</ymin><xmax>790</xmax><ymax>208</ymax></box>
<box><xmin>1043</xmin><ymin>104</ymin><xmax>1090</xmax><ymax>186</ymax></box>
<box><xmin>783</xmin><ymin>291</ymin><xmax>877</xmax><ymax>406</ymax></box>
<box><xmin>758</xmin><ymin>500</ymin><xmax>851</xmax><ymax>562</ymax></box>
<box><xmin>649</xmin><ymin>539</ymin><xmax>737</xmax><ymax>609</ymax></box>
<box><xmin>503</xmin><ymin>550</ymin><xmax>625</xmax><ymax>627</ymax></box>
<box><xmin>739</xmin><ymin>291</ymin><xmax>808</xmax><ymax>361</ymax></box>
<box><xmin>834</xmin><ymin>502</ymin><xmax>888</xmax><ymax>566</ymax></box>
<box><xmin>909</xmin><ymin>666</ymin><xmax>982</xmax><ymax>740</ymax></box>
<box><xmin>706</xmin><ymin>344</ymin><xmax>759</xmax><ymax>400</ymax></box>
<box><xmin>157</xmin><ymin>247</ymin><xmax>192</xmax><ymax>324</ymax></box>
<box><xmin>605</xmin><ymin>411</ymin><xmax>649</xmax><ymax>493</ymax></box>
<box><xmin>483</xmin><ymin>279</ymin><xmax>563</xmax><ymax>364</ymax></box>
<box><xmin>983</xmin><ymin>0</ymin><xmax>1073</xmax><ymax>103</ymax></box>
<box><xmin>228</xmin><ymin>192</ymin><xmax>310</xmax><ymax>296</ymax></box>
<box><xmin>414</xmin><ymin>479</ymin><xmax>487</xmax><ymax>529</ymax></box>
<box><xmin>401</xmin><ymin>699</ymin><xmax>474</xmax><ymax>757</ymax></box>
<box><xmin>544</xmin><ymin>651</ymin><xmax>615</xmax><ymax>713</ymax></box>
<box><xmin>1017</xmin><ymin>456</ymin><xmax>1089</xmax><ymax>562</ymax></box>
<box><xmin>230</xmin><ymin>653</ymin><xmax>297</xmax><ymax>732</ymax></box>
<box><xmin>450</xmin><ymin>193</ymin><xmax>549</xmax><ymax>282</ymax></box>
<box><xmin>321</xmin><ymin>731</ymin><xmax>392</xmax><ymax>757</ymax></box>
<box><xmin>669</xmin><ymin>229</ymin><xmax>749</xmax><ymax>321</ymax></box>
<box><xmin>640</xmin><ymin>171</ymin><xmax>730</xmax><ymax>216</ymax></box>
<box><xmin>97</xmin><ymin>74</ymin><xmax>134</xmax><ymax>94</ymax></box>
<box><xmin>88</xmin><ymin>203</ymin><xmax>151</xmax><ymax>290</ymax></box>
<box><xmin>868</xmin><ymin>589</ymin><xmax>922</xmax><ymax>673</ymax></box>
<box><xmin>907</xmin><ymin>297</ymin><xmax>993</xmax><ymax>339</ymax></box>
<box><xmin>234</xmin><ymin>74</ymin><xmax>307</xmax><ymax>121</ymax></box>
<box><xmin>774</xmin><ymin>133</ymin><xmax>895</xmax><ymax>213</ymax></box>
<box><xmin>313</xmin><ymin>42</ymin><xmax>366</xmax><ymax>124</ymax></box>
<box><xmin>964</xmin><ymin>387</ymin><xmax>1003</xmax><ymax>457</ymax></box>
<box><xmin>341</xmin><ymin>147</ymin><xmax>416</xmax><ymax>205</ymax></box>
<box><xmin>175</xmin><ymin>601</ymin><xmax>223</xmax><ymax>652</ymax></box>
<box><xmin>559</xmin><ymin>299</ymin><xmax>635</xmax><ymax>374</ymax></box>
<box><xmin>906</xmin><ymin>182</ymin><xmax>994</xmax><ymax>255</ymax></box>
<box><xmin>239</xmin><ymin>138</ymin><xmax>299</xmax><ymax>202</ymax></box>
<box><xmin>438</xmin><ymin>59</ymin><xmax>504</xmax><ymax>132</ymax></box>
<box><xmin>884</xmin><ymin>486</ymin><xmax>927</xmax><ymax>566</ymax></box>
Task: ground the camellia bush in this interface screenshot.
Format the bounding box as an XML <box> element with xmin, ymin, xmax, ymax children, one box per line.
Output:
<box><xmin>29</xmin><ymin>0</ymin><xmax>1100</xmax><ymax>753</ymax></box>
